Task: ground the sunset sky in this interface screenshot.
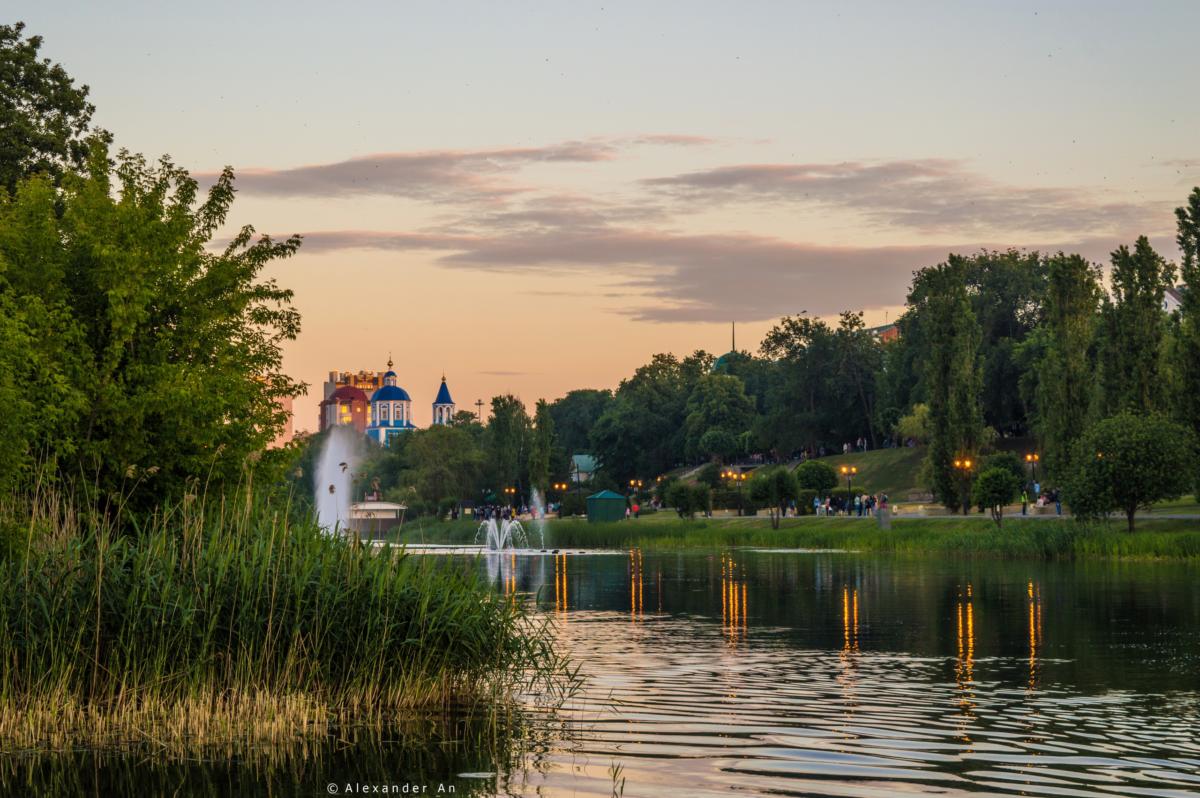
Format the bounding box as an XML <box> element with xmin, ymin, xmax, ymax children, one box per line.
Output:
<box><xmin>18</xmin><ymin>1</ymin><xmax>1200</xmax><ymax>430</ymax></box>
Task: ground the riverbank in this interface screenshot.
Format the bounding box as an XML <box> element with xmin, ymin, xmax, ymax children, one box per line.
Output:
<box><xmin>392</xmin><ymin>514</ymin><xmax>1200</xmax><ymax>559</ymax></box>
<box><xmin>0</xmin><ymin>490</ymin><xmax>566</xmax><ymax>752</ymax></box>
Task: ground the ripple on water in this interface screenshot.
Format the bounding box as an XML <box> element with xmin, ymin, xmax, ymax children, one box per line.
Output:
<box><xmin>506</xmin><ymin>612</ymin><xmax>1200</xmax><ymax>797</ymax></box>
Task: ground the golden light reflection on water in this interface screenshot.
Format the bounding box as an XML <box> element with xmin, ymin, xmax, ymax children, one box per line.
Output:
<box><xmin>629</xmin><ymin>548</ymin><xmax>644</xmax><ymax>620</ymax></box>
<box><xmin>841</xmin><ymin>585</ymin><xmax>860</xmax><ymax>654</ymax></box>
<box><xmin>955</xmin><ymin>583</ymin><xmax>976</xmax><ymax>736</ymax></box>
<box><xmin>1028</xmin><ymin>580</ymin><xmax>1043</xmax><ymax>688</ymax></box>
<box><xmin>720</xmin><ymin>552</ymin><xmax>747</xmax><ymax>644</ymax></box>
<box><xmin>554</xmin><ymin>553</ymin><xmax>568</xmax><ymax>616</ymax></box>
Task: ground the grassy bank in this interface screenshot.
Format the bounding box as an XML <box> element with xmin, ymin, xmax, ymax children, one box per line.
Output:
<box><xmin>394</xmin><ymin>514</ymin><xmax>1200</xmax><ymax>560</ymax></box>
<box><xmin>0</xmin><ymin>489</ymin><xmax>566</xmax><ymax>752</ymax></box>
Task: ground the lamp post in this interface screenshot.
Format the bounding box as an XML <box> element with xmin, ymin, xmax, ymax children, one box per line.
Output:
<box><xmin>503</xmin><ymin>486</ymin><xmax>516</xmax><ymax>506</ymax></box>
<box><xmin>839</xmin><ymin>465</ymin><xmax>858</xmax><ymax>515</ymax></box>
<box><xmin>628</xmin><ymin>478</ymin><xmax>643</xmax><ymax>498</ymax></box>
<box><xmin>952</xmin><ymin>458</ymin><xmax>975</xmax><ymax>515</ymax></box>
<box><xmin>722</xmin><ymin>469</ymin><xmax>748</xmax><ymax>515</ymax></box>
<box><xmin>1024</xmin><ymin>451</ymin><xmax>1040</xmax><ymax>489</ymax></box>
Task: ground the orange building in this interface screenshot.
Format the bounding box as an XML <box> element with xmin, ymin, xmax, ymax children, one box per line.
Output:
<box><xmin>318</xmin><ymin>384</ymin><xmax>370</xmax><ymax>433</ymax></box>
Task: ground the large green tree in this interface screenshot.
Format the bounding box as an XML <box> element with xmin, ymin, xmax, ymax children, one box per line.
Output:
<box><xmin>683</xmin><ymin>373</ymin><xmax>756</xmax><ymax>462</ymax></box>
<box><xmin>527</xmin><ymin>399</ymin><xmax>555</xmax><ymax>496</ymax></box>
<box><xmin>1173</xmin><ymin>188</ymin><xmax>1200</xmax><ymax>439</ymax></box>
<box><xmin>1035</xmin><ymin>254</ymin><xmax>1102</xmax><ymax>481</ymax></box>
<box><xmin>1065</xmin><ymin>412</ymin><xmax>1196</xmax><ymax>532</ymax></box>
<box><xmin>403</xmin><ymin>424</ymin><xmax>483</xmax><ymax>507</ymax></box>
<box><xmin>759</xmin><ymin>315</ymin><xmax>839</xmax><ymax>455</ymax></box>
<box><xmin>0</xmin><ymin>22</ymin><xmax>109</xmax><ymax>195</ymax></box>
<box><xmin>1096</xmin><ymin>237</ymin><xmax>1174</xmax><ymax>415</ymax></box>
<box><xmin>915</xmin><ymin>257</ymin><xmax>985</xmax><ymax>512</ymax></box>
<box><xmin>484</xmin><ymin>395</ymin><xmax>530</xmax><ymax>497</ymax></box>
<box><xmin>0</xmin><ymin>145</ymin><xmax>302</xmax><ymax>506</ymax></box>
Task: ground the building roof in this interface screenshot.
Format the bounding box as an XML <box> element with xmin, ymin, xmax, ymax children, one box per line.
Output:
<box><xmin>433</xmin><ymin>377</ymin><xmax>454</xmax><ymax>405</ymax></box>
<box><xmin>383</xmin><ymin>369</ymin><xmax>397</xmax><ymax>379</ymax></box>
<box><xmin>371</xmin><ymin>384</ymin><xmax>412</xmax><ymax>402</ymax></box>
<box><xmin>325</xmin><ymin>384</ymin><xmax>369</xmax><ymax>404</ymax></box>
<box><xmin>572</xmin><ymin>453</ymin><xmax>598</xmax><ymax>473</ymax></box>
<box><xmin>587</xmin><ymin>490</ymin><xmax>626</xmax><ymax>501</ymax></box>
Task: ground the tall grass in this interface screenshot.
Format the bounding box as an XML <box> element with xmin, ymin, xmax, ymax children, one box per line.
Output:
<box><xmin>0</xmin><ymin>486</ymin><xmax>569</xmax><ymax>751</ymax></box>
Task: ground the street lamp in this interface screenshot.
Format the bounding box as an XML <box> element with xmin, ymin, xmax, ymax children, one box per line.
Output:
<box><xmin>952</xmin><ymin>458</ymin><xmax>975</xmax><ymax>515</ymax></box>
<box><xmin>722</xmin><ymin>469</ymin><xmax>748</xmax><ymax>515</ymax></box>
<box><xmin>840</xmin><ymin>465</ymin><xmax>858</xmax><ymax>515</ymax></box>
<box><xmin>503</xmin><ymin>486</ymin><xmax>516</xmax><ymax>505</ymax></box>
<box><xmin>1025</xmin><ymin>452</ymin><xmax>1040</xmax><ymax>489</ymax></box>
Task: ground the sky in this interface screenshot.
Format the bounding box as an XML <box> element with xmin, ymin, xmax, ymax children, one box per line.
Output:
<box><xmin>15</xmin><ymin>1</ymin><xmax>1200</xmax><ymax>431</ymax></box>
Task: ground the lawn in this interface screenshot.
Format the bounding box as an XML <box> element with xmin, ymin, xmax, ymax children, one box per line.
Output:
<box><xmin>803</xmin><ymin>445</ymin><xmax>929</xmax><ymax>499</ymax></box>
<box><xmin>390</xmin><ymin>512</ymin><xmax>1200</xmax><ymax>560</ymax></box>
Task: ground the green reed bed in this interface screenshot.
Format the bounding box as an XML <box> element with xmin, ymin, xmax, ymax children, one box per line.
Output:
<box><xmin>394</xmin><ymin>514</ymin><xmax>1200</xmax><ymax>559</ymax></box>
<box><xmin>0</xmin><ymin>490</ymin><xmax>567</xmax><ymax>752</ymax></box>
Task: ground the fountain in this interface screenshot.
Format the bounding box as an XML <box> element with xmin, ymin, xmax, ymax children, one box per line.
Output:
<box><xmin>476</xmin><ymin>517</ymin><xmax>529</xmax><ymax>550</ymax></box>
<box><xmin>315</xmin><ymin>426</ymin><xmax>361</xmax><ymax>535</ymax></box>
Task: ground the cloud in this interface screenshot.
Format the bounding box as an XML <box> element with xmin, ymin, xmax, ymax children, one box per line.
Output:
<box><xmin>291</xmin><ymin>225</ymin><xmax>956</xmax><ymax>321</ymax></box>
<box><xmin>197</xmin><ymin>141</ymin><xmax>618</xmax><ymax>202</ymax></box>
<box><xmin>644</xmin><ymin>159</ymin><xmax>1168</xmax><ymax>237</ymax></box>
<box><xmin>200</xmin><ymin>135</ymin><xmax>714</xmax><ymax>202</ymax></box>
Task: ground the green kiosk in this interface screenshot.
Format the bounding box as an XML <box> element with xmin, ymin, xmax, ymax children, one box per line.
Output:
<box><xmin>586</xmin><ymin>490</ymin><xmax>627</xmax><ymax>523</ymax></box>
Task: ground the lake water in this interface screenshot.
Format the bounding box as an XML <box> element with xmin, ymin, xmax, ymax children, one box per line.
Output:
<box><xmin>7</xmin><ymin>550</ymin><xmax>1199</xmax><ymax>796</ymax></box>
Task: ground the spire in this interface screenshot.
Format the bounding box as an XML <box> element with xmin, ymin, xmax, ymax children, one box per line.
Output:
<box><xmin>387</xmin><ymin>353</ymin><xmax>393</xmax><ymax>370</ymax></box>
<box><xmin>731</xmin><ymin>321</ymin><xmax>736</xmax><ymax>353</ymax></box>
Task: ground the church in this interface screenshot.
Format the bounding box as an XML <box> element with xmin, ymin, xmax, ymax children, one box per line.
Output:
<box><xmin>321</xmin><ymin>358</ymin><xmax>456</xmax><ymax>446</ymax></box>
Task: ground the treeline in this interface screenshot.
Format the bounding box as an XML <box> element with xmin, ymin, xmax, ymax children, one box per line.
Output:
<box><xmin>350</xmin><ymin>190</ymin><xmax>1200</xmax><ymax>529</ymax></box>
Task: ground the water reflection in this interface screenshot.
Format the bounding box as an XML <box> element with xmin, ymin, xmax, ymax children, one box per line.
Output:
<box><xmin>720</xmin><ymin>552</ymin><xmax>747</xmax><ymax>644</ymax></box>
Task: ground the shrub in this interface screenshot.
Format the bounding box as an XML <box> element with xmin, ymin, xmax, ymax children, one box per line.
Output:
<box><xmin>795</xmin><ymin>460</ymin><xmax>838</xmax><ymax>493</ymax></box>
<box><xmin>972</xmin><ymin>466</ymin><xmax>1021</xmax><ymax>527</ymax></box>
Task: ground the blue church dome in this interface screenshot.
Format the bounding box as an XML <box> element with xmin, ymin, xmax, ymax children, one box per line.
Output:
<box><xmin>371</xmin><ymin>384</ymin><xmax>412</xmax><ymax>402</ymax></box>
<box><xmin>434</xmin><ymin>378</ymin><xmax>454</xmax><ymax>405</ymax></box>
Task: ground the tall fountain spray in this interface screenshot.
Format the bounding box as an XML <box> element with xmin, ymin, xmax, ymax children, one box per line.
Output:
<box><xmin>315</xmin><ymin>426</ymin><xmax>361</xmax><ymax>535</ymax></box>
<box><xmin>528</xmin><ymin>487</ymin><xmax>548</xmax><ymax>548</ymax></box>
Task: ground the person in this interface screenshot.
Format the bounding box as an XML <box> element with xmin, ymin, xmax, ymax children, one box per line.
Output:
<box><xmin>813</xmin><ymin>495</ymin><xmax>822</xmax><ymax>516</ymax></box>
<box><xmin>632</xmin><ymin>501</ymin><xmax>640</xmax><ymax>519</ymax></box>
<box><xmin>1053</xmin><ymin>488</ymin><xmax>1062</xmax><ymax>516</ymax></box>
<box><xmin>625</xmin><ymin>505</ymin><xmax>631</xmax><ymax>520</ymax></box>
<box><xmin>1021</xmin><ymin>489</ymin><xmax>1029</xmax><ymax>516</ymax></box>
<box><xmin>1033</xmin><ymin>480</ymin><xmax>1041</xmax><ymax>498</ymax></box>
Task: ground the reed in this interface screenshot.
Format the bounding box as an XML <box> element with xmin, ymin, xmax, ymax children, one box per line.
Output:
<box><xmin>0</xmin><ymin>487</ymin><xmax>569</xmax><ymax>752</ymax></box>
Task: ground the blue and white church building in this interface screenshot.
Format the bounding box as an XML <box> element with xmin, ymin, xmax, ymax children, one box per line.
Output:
<box><xmin>364</xmin><ymin>359</ymin><xmax>457</xmax><ymax>445</ymax></box>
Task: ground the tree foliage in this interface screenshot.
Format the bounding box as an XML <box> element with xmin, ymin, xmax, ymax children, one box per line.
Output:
<box><xmin>0</xmin><ymin>144</ymin><xmax>302</xmax><ymax>506</ymax></box>
<box><xmin>1065</xmin><ymin>412</ymin><xmax>1196</xmax><ymax>532</ymax></box>
<box><xmin>914</xmin><ymin>257</ymin><xmax>984</xmax><ymax>512</ymax></box>
<box><xmin>972</xmin><ymin>466</ymin><xmax>1021</xmax><ymax>527</ymax></box>
<box><xmin>748</xmin><ymin>466</ymin><xmax>798</xmax><ymax>529</ymax></box>
<box><xmin>0</xmin><ymin>22</ymin><xmax>110</xmax><ymax>195</ymax></box>
<box><xmin>794</xmin><ymin>460</ymin><xmax>837</xmax><ymax>494</ymax></box>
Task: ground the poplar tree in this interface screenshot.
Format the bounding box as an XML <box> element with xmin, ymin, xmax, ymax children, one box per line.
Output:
<box><xmin>1174</xmin><ymin>188</ymin><xmax>1200</xmax><ymax>436</ymax></box>
<box><xmin>527</xmin><ymin>399</ymin><xmax>555</xmax><ymax>497</ymax></box>
<box><xmin>1096</xmin><ymin>237</ymin><xmax>1174</xmax><ymax>415</ymax></box>
<box><xmin>1035</xmin><ymin>254</ymin><xmax>1102</xmax><ymax>481</ymax></box>
<box><xmin>915</xmin><ymin>257</ymin><xmax>984</xmax><ymax>512</ymax></box>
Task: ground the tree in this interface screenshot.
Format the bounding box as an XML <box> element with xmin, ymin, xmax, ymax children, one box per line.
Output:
<box><xmin>833</xmin><ymin>311</ymin><xmax>884</xmax><ymax>447</ymax></box>
<box><xmin>1035</xmin><ymin>254</ymin><xmax>1102</xmax><ymax>481</ymax></box>
<box><xmin>916</xmin><ymin>257</ymin><xmax>985</xmax><ymax>512</ymax></box>
<box><xmin>794</xmin><ymin>460</ymin><xmax>837</xmax><ymax>494</ymax></box>
<box><xmin>0</xmin><ymin>144</ymin><xmax>302</xmax><ymax>507</ymax></box>
<box><xmin>1065</xmin><ymin>412</ymin><xmax>1196</xmax><ymax>532</ymax></box>
<box><xmin>591</xmin><ymin>352</ymin><xmax>710</xmax><ymax>482</ymax></box>
<box><xmin>1173</xmin><ymin>188</ymin><xmax>1200</xmax><ymax>445</ymax></box>
<box><xmin>0</xmin><ymin>22</ymin><xmax>110</xmax><ymax>195</ymax></box>
<box><xmin>683</xmin><ymin>373</ymin><xmax>755</xmax><ymax>462</ymax></box>
<box><xmin>484</xmin><ymin>395</ymin><xmax>530</xmax><ymax>498</ymax></box>
<box><xmin>759</xmin><ymin>315</ymin><xmax>839</xmax><ymax>455</ymax></box>
<box><xmin>665</xmin><ymin>480</ymin><xmax>709</xmax><ymax>519</ymax></box>
<box><xmin>972</xmin><ymin>467</ymin><xmax>1020</xmax><ymax>527</ymax></box>
<box><xmin>527</xmin><ymin>399</ymin><xmax>555</xmax><ymax>497</ymax></box>
<box><xmin>404</xmin><ymin>425</ymin><xmax>483</xmax><ymax>508</ymax></box>
<box><xmin>749</xmin><ymin>466</ymin><xmax>798</xmax><ymax>529</ymax></box>
<box><xmin>1096</xmin><ymin>237</ymin><xmax>1174</xmax><ymax>415</ymax></box>
<box><xmin>894</xmin><ymin>403</ymin><xmax>931</xmax><ymax>444</ymax></box>
<box><xmin>546</xmin><ymin>388</ymin><xmax>612</xmax><ymax>456</ymax></box>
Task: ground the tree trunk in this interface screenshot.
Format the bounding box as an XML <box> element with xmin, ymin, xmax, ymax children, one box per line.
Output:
<box><xmin>1126</xmin><ymin>507</ymin><xmax>1136</xmax><ymax>534</ymax></box>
